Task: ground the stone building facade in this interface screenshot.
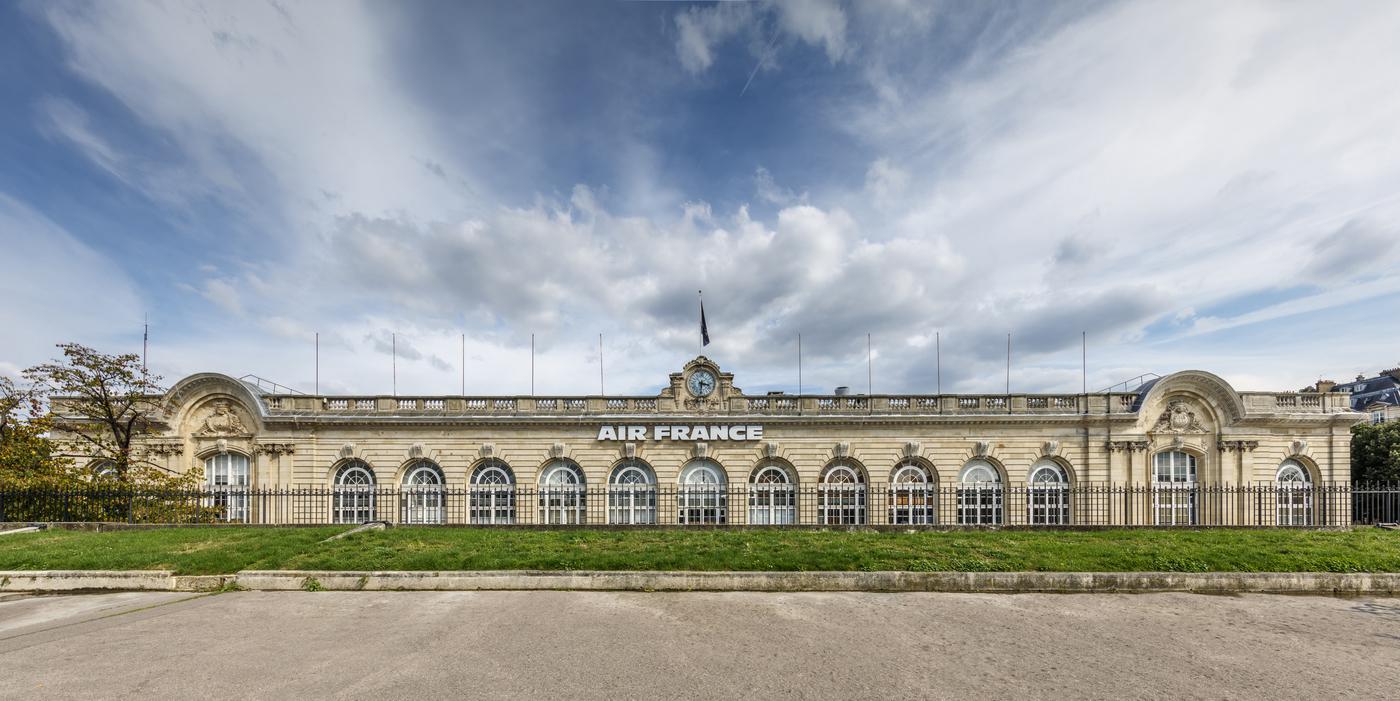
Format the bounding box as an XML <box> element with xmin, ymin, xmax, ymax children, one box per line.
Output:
<box><xmin>73</xmin><ymin>357</ymin><xmax>1363</xmax><ymax>526</ymax></box>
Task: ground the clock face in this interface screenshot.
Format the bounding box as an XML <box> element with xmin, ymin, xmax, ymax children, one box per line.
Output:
<box><xmin>687</xmin><ymin>369</ymin><xmax>717</xmax><ymax>397</ymax></box>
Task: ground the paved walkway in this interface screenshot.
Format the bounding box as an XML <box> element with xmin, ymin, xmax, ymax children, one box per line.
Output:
<box><xmin>2</xmin><ymin>591</ymin><xmax>1399</xmax><ymax>699</ymax></box>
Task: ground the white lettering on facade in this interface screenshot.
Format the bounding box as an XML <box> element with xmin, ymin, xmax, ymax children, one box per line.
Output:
<box><xmin>595</xmin><ymin>425</ymin><xmax>764</xmax><ymax>441</ymax></box>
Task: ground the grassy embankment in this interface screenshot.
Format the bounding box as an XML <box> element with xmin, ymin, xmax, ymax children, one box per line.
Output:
<box><xmin>1</xmin><ymin>527</ymin><xmax>1398</xmax><ymax>576</ymax></box>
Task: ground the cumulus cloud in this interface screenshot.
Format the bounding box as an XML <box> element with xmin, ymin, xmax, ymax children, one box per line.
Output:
<box><xmin>13</xmin><ymin>0</ymin><xmax>1400</xmax><ymax>397</ymax></box>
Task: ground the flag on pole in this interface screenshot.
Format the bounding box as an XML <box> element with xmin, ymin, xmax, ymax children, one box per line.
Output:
<box><xmin>700</xmin><ymin>298</ymin><xmax>711</xmax><ymax>347</ymax></box>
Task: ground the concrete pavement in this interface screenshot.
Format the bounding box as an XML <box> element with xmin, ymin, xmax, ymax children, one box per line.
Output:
<box><xmin>2</xmin><ymin>590</ymin><xmax>1399</xmax><ymax>699</ymax></box>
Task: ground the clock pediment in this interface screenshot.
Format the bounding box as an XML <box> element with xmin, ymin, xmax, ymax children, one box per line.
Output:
<box><xmin>662</xmin><ymin>356</ymin><xmax>741</xmax><ymax>411</ymax></box>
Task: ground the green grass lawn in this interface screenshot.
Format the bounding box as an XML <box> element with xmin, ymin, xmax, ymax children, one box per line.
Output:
<box><xmin>2</xmin><ymin>527</ymin><xmax>1399</xmax><ymax>576</ymax></box>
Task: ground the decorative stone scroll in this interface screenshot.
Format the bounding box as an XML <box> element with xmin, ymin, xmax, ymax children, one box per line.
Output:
<box><xmin>902</xmin><ymin>441</ymin><xmax>922</xmax><ymax>459</ymax></box>
<box><xmin>479</xmin><ymin>443</ymin><xmax>495</xmax><ymax>459</ymax></box>
<box><xmin>1151</xmin><ymin>401</ymin><xmax>1205</xmax><ymax>434</ymax></box>
<box><xmin>194</xmin><ymin>399</ymin><xmax>249</xmax><ymax>436</ymax></box>
<box><xmin>762</xmin><ymin>441</ymin><xmax>780</xmax><ymax>459</ymax></box>
<box><xmin>143</xmin><ymin>440</ymin><xmax>184</xmax><ymax>456</ymax></box>
<box><xmin>693</xmin><ymin>442</ymin><xmax>710</xmax><ymax>459</ymax></box>
<box><xmin>1219</xmin><ymin>440</ymin><xmax>1259</xmax><ymax>453</ymax></box>
<box><xmin>833</xmin><ymin>442</ymin><xmax>851</xmax><ymax>459</ymax></box>
<box><xmin>1105</xmin><ymin>440</ymin><xmax>1150</xmax><ymax>452</ymax></box>
<box><xmin>623</xmin><ymin>442</ymin><xmax>637</xmax><ymax>460</ymax></box>
<box><xmin>972</xmin><ymin>440</ymin><xmax>992</xmax><ymax>459</ymax></box>
<box><xmin>1291</xmin><ymin>439</ymin><xmax>1308</xmax><ymax>456</ymax></box>
<box><xmin>549</xmin><ymin>442</ymin><xmax>567</xmax><ymax>459</ymax></box>
<box><xmin>1041</xmin><ymin>440</ymin><xmax>1061</xmax><ymax>458</ymax></box>
<box><xmin>339</xmin><ymin>443</ymin><xmax>356</xmax><ymax>460</ymax></box>
<box><xmin>256</xmin><ymin>442</ymin><xmax>296</xmax><ymax>456</ymax></box>
<box><xmin>408</xmin><ymin>443</ymin><xmax>425</xmax><ymax>460</ymax></box>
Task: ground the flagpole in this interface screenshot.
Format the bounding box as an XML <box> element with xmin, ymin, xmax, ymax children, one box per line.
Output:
<box><xmin>461</xmin><ymin>333</ymin><xmax>466</xmax><ymax>396</ymax></box>
<box><xmin>1006</xmin><ymin>332</ymin><xmax>1011</xmax><ymax>414</ymax></box>
<box><xmin>392</xmin><ymin>333</ymin><xmax>397</xmax><ymax>396</ymax></box>
<box><xmin>530</xmin><ymin>333</ymin><xmax>535</xmax><ymax>396</ymax></box>
<box><xmin>599</xmin><ymin>333</ymin><xmax>604</xmax><ymax>395</ymax></box>
<box><xmin>698</xmin><ymin>290</ymin><xmax>703</xmax><ymax>357</ymax></box>
<box><xmin>935</xmin><ymin>331</ymin><xmax>941</xmax><ymax>395</ymax></box>
<box><xmin>315</xmin><ymin>332</ymin><xmax>319</xmax><ymax>395</ymax></box>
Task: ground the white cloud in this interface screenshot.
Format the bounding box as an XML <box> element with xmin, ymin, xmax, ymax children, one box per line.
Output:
<box><xmin>0</xmin><ymin>194</ymin><xmax>145</xmax><ymax>370</ymax></box>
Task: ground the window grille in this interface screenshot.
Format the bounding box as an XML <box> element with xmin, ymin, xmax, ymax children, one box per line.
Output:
<box><xmin>819</xmin><ymin>464</ymin><xmax>866</xmax><ymax>525</ymax></box>
<box><xmin>539</xmin><ymin>461</ymin><xmax>586</xmax><ymax>524</ymax></box>
<box><xmin>1027</xmin><ymin>460</ymin><xmax>1070</xmax><ymax>525</ymax></box>
<box><xmin>678</xmin><ymin>460</ymin><xmax>727</xmax><ymax>524</ymax></box>
<box><xmin>749</xmin><ymin>465</ymin><xmax>796</xmax><ymax>524</ymax></box>
<box><xmin>1276</xmin><ymin>460</ymin><xmax>1313</xmax><ymax>526</ymax></box>
<box><xmin>470</xmin><ymin>461</ymin><xmax>515</xmax><ymax>524</ymax></box>
<box><xmin>206</xmin><ymin>452</ymin><xmax>250</xmax><ymax>522</ymax></box>
<box><xmin>889</xmin><ymin>462</ymin><xmax>935</xmax><ymax>525</ymax></box>
<box><xmin>957</xmin><ymin>460</ymin><xmax>1002</xmax><ymax>525</ymax></box>
<box><xmin>402</xmin><ymin>460</ymin><xmax>445</xmax><ymax>524</ymax></box>
<box><xmin>1152</xmin><ymin>451</ymin><xmax>1197</xmax><ymax>525</ymax></box>
<box><xmin>332</xmin><ymin>460</ymin><xmax>376</xmax><ymax>524</ymax></box>
<box><xmin>608</xmin><ymin>461</ymin><xmax>657</xmax><ymax>524</ymax></box>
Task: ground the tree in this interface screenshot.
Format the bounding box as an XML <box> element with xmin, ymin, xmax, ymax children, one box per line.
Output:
<box><xmin>23</xmin><ymin>343</ymin><xmax>166</xmax><ymax>482</ymax></box>
<box><xmin>0</xmin><ymin>376</ymin><xmax>76</xmax><ymax>486</ymax></box>
<box><xmin>1351</xmin><ymin>421</ymin><xmax>1400</xmax><ymax>482</ymax></box>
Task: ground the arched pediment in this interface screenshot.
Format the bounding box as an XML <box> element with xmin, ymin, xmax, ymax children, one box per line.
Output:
<box><xmin>1136</xmin><ymin>370</ymin><xmax>1246</xmax><ymax>430</ymax></box>
<box><xmin>164</xmin><ymin>373</ymin><xmax>267</xmax><ymax>433</ymax></box>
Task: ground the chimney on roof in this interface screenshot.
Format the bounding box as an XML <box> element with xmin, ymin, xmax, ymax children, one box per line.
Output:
<box><xmin>834</xmin><ymin>386</ymin><xmax>850</xmax><ymax>396</ymax></box>
<box><xmin>1358</xmin><ymin>374</ymin><xmax>1367</xmax><ymax>381</ymax></box>
<box><xmin>1384</xmin><ymin>368</ymin><xmax>1400</xmax><ymax>382</ymax></box>
<box><xmin>1315</xmin><ymin>379</ymin><xmax>1336</xmax><ymax>393</ymax></box>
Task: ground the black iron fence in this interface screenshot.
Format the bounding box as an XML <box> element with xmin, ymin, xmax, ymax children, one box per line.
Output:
<box><xmin>2</xmin><ymin>482</ymin><xmax>1398</xmax><ymax>527</ymax></box>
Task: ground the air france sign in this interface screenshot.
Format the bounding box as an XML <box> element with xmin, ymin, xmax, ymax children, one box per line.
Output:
<box><xmin>596</xmin><ymin>425</ymin><xmax>764</xmax><ymax>441</ymax></box>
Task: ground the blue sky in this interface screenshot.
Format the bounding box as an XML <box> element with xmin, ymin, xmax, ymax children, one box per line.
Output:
<box><xmin>1</xmin><ymin>0</ymin><xmax>1397</xmax><ymax>397</ymax></box>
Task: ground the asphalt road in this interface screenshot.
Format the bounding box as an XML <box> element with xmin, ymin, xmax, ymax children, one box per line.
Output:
<box><xmin>2</xmin><ymin>590</ymin><xmax>1399</xmax><ymax>699</ymax></box>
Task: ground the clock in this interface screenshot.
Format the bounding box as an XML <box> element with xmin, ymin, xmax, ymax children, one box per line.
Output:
<box><xmin>687</xmin><ymin>369</ymin><xmax>717</xmax><ymax>398</ymax></box>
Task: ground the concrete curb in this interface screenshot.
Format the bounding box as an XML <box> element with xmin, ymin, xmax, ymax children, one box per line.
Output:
<box><xmin>3</xmin><ymin>570</ymin><xmax>1399</xmax><ymax>594</ymax></box>
<box><xmin>0</xmin><ymin>571</ymin><xmax>230</xmax><ymax>593</ymax></box>
<box><xmin>235</xmin><ymin>570</ymin><xmax>1400</xmax><ymax>594</ymax></box>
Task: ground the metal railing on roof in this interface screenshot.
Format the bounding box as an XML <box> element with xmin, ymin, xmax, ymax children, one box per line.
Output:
<box><xmin>239</xmin><ymin>375</ymin><xmax>306</xmax><ymax>395</ymax></box>
<box><xmin>1096</xmin><ymin>373</ymin><xmax>1161</xmax><ymax>394</ymax></box>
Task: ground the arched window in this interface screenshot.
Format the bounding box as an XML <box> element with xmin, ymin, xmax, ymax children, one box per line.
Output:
<box><xmin>470</xmin><ymin>460</ymin><xmax>515</xmax><ymax>524</ymax></box>
<box><xmin>957</xmin><ymin>460</ymin><xmax>1002</xmax><ymax>525</ymax></box>
<box><xmin>402</xmin><ymin>460</ymin><xmax>445</xmax><ymax>525</ymax></box>
<box><xmin>539</xmin><ymin>460</ymin><xmax>586</xmax><ymax>525</ymax></box>
<box><xmin>608</xmin><ymin>461</ymin><xmax>657</xmax><ymax>525</ymax></box>
<box><xmin>889</xmin><ymin>461</ymin><xmax>935</xmax><ymax>525</ymax></box>
<box><xmin>1152</xmin><ymin>451</ymin><xmax>1197</xmax><ymax>525</ymax></box>
<box><xmin>749</xmin><ymin>464</ymin><xmax>796</xmax><ymax>525</ymax></box>
<box><xmin>1276</xmin><ymin>459</ymin><xmax>1313</xmax><ymax>526</ymax></box>
<box><xmin>91</xmin><ymin>460</ymin><xmax>118</xmax><ymax>481</ymax></box>
<box><xmin>819</xmin><ymin>463</ymin><xmax>866</xmax><ymax>525</ymax></box>
<box><xmin>678</xmin><ymin>460</ymin><xmax>727</xmax><ymax>524</ymax></box>
<box><xmin>1027</xmin><ymin>460</ymin><xmax>1070</xmax><ymax>525</ymax></box>
<box><xmin>332</xmin><ymin>460</ymin><xmax>376</xmax><ymax>524</ymax></box>
<box><xmin>206</xmin><ymin>452</ymin><xmax>250</xmax><ymax>522</ymax></box>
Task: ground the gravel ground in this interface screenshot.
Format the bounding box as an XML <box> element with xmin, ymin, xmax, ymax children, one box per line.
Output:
<box><xmin>2</xmin><ymin>590</ymin><xmax>1399</xmax><ymax>699</ymax></box>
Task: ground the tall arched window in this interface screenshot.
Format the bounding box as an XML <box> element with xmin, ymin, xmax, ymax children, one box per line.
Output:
<box><xmin>889</xmin><ymin>461</ymin><xmax>935</xmax><ymax>525</ymax></box>
<box><xmin>539</xmin><ymin>460</ymin><xmax>586</xmax><ymax>525</ymax></box>
<box><xmin>470</xmin><ymin>460</ymin><xmax>515</xmax><ymax>524</ymax></box>
<box><xmin>957</xmin><ymin>460</ymin><xmax>1002</xmax><ymax>525</ymax></box>
<box><xmin>1027</xmin><ymin>460</ymin><xmax>1070</xmax><ymax>525</ymax></box>
<box><xmin>749</xmin><ymin>464</ymin><xmax>796</xmax><ymax>525</ymax></box>
<box><xmin>819</xmin><ymin>463</ymin><xmax>866</xmax><ymax>525</ymax></box>
<box><xmin>1152</xmin><ymin>451</ymin><xmax>1197</xmax><ymax>525</ymax></box>
<box><xmin>1276</xmin><ymin>459</ymin><xmax>1313</xmax><ymax>526</ymax></box>
<box><xmin>608</xmin><ymin>461</ymin><xmax>657</xmax><ymax>525</ymax></box>
<box><xmin>332</xmin><ymin>460</ymin><xmax>376</xmax><ymax>524</ymax></box>
<box><xmin>91</xmin><ymin>460</ymin><xmax>118</xmax><ymax>482</ymax></box>
<box><xmin>402</xmin><ymin>460</ymin><xmax>445</xmax><ymax>525</ymax></box>
<box><xmin>206</xmin><ymin>453</ymin><xmax>250</xmax><ymax>522</ymax></box>
<box><xmin>678</xmin><ymin>460</ymin><xmax>727</xmax><ymax>524</ymax></box>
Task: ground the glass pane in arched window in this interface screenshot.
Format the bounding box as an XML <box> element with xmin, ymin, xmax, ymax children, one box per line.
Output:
<box><xmin>608</xmin><ymin>461</ymin><xmax>657</xmax><ymax>525</ymax></box>
<box><xmin>678</xmin><ymin>460</ymin><xmax>727</xmax><ymax>525</ymax></box>
<box><xmin>749</xmin><ymin>465</ymin><xmax>795</xmax><ymax>525</ymax></box>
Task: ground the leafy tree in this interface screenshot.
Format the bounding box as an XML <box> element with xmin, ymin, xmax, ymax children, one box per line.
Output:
<box><xmin>0</xmin><ymin>376</ymin><xmax>78</xmax><ymax>486</ymax></box>
<box><xmin>1351</xmin><ymin>421</ymin><xmax>1400</xmax><ymax>482</ymax></box>
<box><xmin>24</xmin><ymin>343</ymin><xmax>166</xmax><ymax>482</ymax></box>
